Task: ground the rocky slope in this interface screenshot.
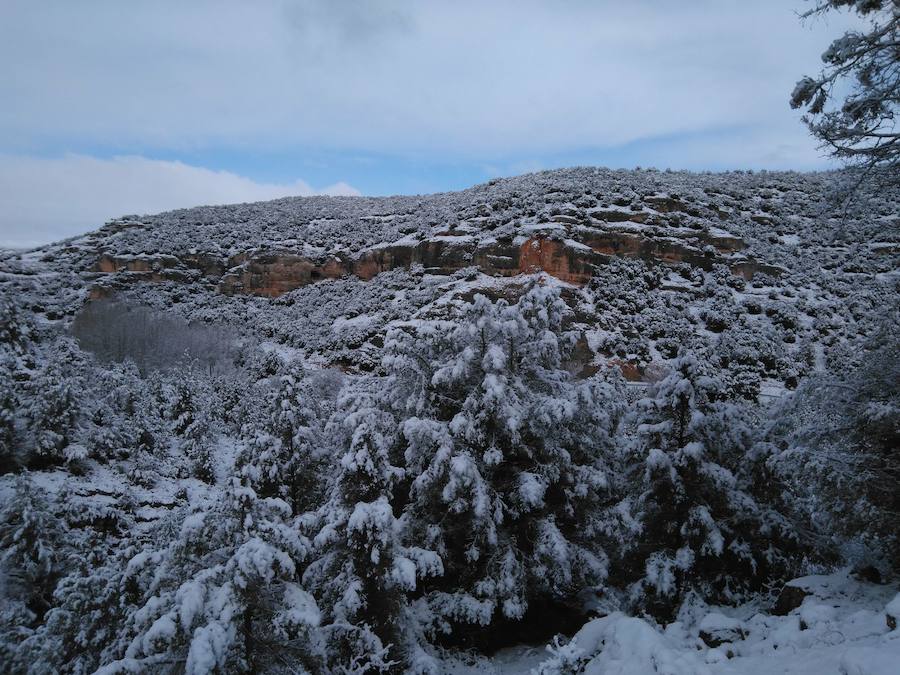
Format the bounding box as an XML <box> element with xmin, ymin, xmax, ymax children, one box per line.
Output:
<box><xmin>1</xmin><ymin>167</ymin><xmax>897</xmax><ymax>387</ymax></box>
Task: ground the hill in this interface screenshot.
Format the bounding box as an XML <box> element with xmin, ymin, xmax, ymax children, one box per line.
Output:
<box><xmin>2</xmin><ymin>167</ymin><xmax>897</xmax><ymax>383</ymax></box>
<box><xmin>0</xmin><ymin>167</ymin><xmax>897</xmax><ymax>674</ymax></box>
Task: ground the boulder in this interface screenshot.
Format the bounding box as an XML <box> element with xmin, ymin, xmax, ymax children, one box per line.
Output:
<box><xmin>698</xmin><ymin>612</ymin><xmax>745</xmax><ymax>648</ymax></box>
<box><xmin>772</xmin><ymin>584</ymin><xmax>810</xmax><ymax>616</ymax></box>
<box><xmin>887</xmin><ymin>593</ymin><xmax>900</xmax><ymax>631</ymax></box>
<box><xmin>850</xmin><ymin>564</ymin><xmax>883</xmax><ymax>584</ymax></box>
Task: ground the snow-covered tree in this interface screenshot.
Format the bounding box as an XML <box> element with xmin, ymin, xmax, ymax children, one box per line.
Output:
<box><xmin>0</xmin><ymin>299</ymin><xmax>35</xmax><ymax>368</ymax></box>
<box><xmin>183</xmin><ymin>409</ymin><xmax>216</xmax><ymax>484</ymax></box>
<box><xmin>0</xmin><ymin>476</ymin><xmax>63</xmax><ymax>662</ymax></box>
<box><xmin>12</xmin><ymin>544</ymin><xmax>141</xmax><ymax>675</ymax></box>
<box><xmin>791</xmin><ymin>0</ymin><xmax>899</xmax><ymax>178</ymax></box>
<box><xmin>169</xmin><ymin>370</ymin><xmax>197</xmax><ymax>437</ymax></box>
<box><xmin>212</xmin><ymin>373</ymin><xmax>247</xmax><ymax>433</ymax></box>
<box><xmin>305</xmin><ymin>395</ymin><xmax>441</xmax><ymax>673</ymax></box>
<box><xmin>237</xmin><ymin>365</ymin><xmax>325</xmax><ymax>513</ymax></box>
<box><xmin>0</xmin><ymin>359</ymin><xmax>19</xmax><ymax>473</ymax></box>
<box><xmin>25</xmin><ymin>341</ymin><xmax>85</xmax><ymax>467</ymax></box>
<box><xmin>102</xmin><ymin>479</ymin><xmax>321</xmax><ymax>674</ymax></box>
<box><xmin>383</xmin><ymin>282</ymin><xmax>626</xmax><ymax>641</ymax></box>
<box><xmin>625</xmin><ymin>352</ymin><xmax>801</xmax><ymax>619</ymax></box>
<box><xmin>85</xmin><ymin>401</ymin><xmax>127</xmax><ymax>461</ymax></box>
<box><xmin>775</xmin><ymin>314</ymin><xmax>899</xmax><ymax>571</ymax></box>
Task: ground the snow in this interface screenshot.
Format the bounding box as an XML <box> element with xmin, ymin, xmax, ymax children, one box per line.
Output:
<box><xmin>392</xmin><ymin>556</ymin><xmax>418</xmax><ymax>591</ymax></box>
<box><xmin>142</xmin><ymin>613</ymin><xmax>177</xmax><ymax>653</ymax></box>
<box><xmin>546</xmin><ymin>612</ymin><xmax>711</xmax><ymax>675</ymax></box>
<box><xmin>707</xmin><ymin>226</ymin><xmax>740</xmax><ymax>240</ymax></box>
<box><xmin>517</xmin><ymin>472</ymin><xmax>547</xmax><ymax>508</ymax></box>
<box><xmin>520</xmin><ymin>222</ymin><xmax>566</xmax><ymax>234</ymax></box>
<box><xmin>698</xmin><ymin>611</ymin><xmax>744</xmax><ymax>634</ymax></box>
<box><xmin>346</xmin><ymin>498</ymin><xmax>394</xmax><ymax>547</ymax></box>
<box><xmin>331</xmin><ymin>313</ymin><xmax>376</xmax><ymax>333</ymax></box>
<box><xmin>62</xmin><ymin>443</ymin><xmax>88</xmax><ymax>462</ymax></box>
<box><xmin>839</xmin><ymin>646</ymin><xmax>900</xmax><ymax>675</ymax></box>
<box><xmin>430</xmin><ymin>234</ymin><xmax>477</xmax><ymax>244</ymax></box>
<box><xmin>185</xmin><ymin>622</ymin><xmax>230</xmax><ymax>675</ymax></box>
<box><xmin>1</xmin><ymin>167</ymin><xmax>898</xmax><ymax>674</ymax></box>
<box><xmin>277</xmin><ymin>582</ymin><xmax>321</xmax><ymax>628</ymax></box>
<box><xmin>449</xmin><ymin>571</ymin><xmax>900</xmax><ymax>675</ymax></box>
<box><xmin>565</xmin><ymin>238</ymin><xmax>594</xmax><ymax>252</ymax></box>
<box><xmin>176</xmin><ymin>580</ymin><xmax>205</xmax><ymax>631</ymax></box>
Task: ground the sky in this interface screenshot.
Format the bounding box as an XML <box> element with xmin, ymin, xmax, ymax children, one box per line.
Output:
<box><xmin>0</xmin><ymin>0</ymin><xmax>861</xmax><ymax>247</ymax></box>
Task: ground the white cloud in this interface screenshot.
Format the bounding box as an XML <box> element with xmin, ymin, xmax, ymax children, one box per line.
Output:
<box><xmin>0</xmin><ymin>1</ymin><xmax>862</xmax><ymax>159</ymax></box>
<box><xmin>0</xmin><ymin>154</ymin><xmax>359</xmax><ymax>248</ymax></box>
<box><xmin>0</xmin><ymin>1</ymin><xmax>866</xmax><ymax>247</ymax></box>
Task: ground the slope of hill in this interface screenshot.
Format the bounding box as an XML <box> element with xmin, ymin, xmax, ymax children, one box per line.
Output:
<box><xmin>2</xmin><ymin>167</ymin><xmax>897</xmax><ymax>385</ymax></box>
<box><xmin>0</xmin><ymin>167</ymin><xmax>897</xmax><ymax>674</ymax></box>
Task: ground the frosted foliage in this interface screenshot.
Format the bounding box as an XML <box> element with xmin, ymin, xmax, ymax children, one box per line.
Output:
<box><xmin>0</xmin><ymin>166</ymin><xmax>897</xmax><ymax>672</ymax></box>
<box><xmin>627</xmin><ymin>352</ymin><xmax>801</xmax><ymax>618</ymax></box>
<box><xmin>236</xmin><ymin>364</ymin><xmax>325</xmax><ymax>511</ymax></box>
<box><xmin>383</xmin><ymin>283</ymin><xmax>626</xmax><ymax>630</ymax></box>
<box><xmin>305</xmin><ymin>396</ymin><xmax>438</xmax><ymax>671</ymax></box>
<box><xmin>101</xmin><ymin>479</ymin><xmax>318</xmax><ymax>673</ymax></box>
<box><xmin>773</xmin><ymin>315</ymin><xmax>900</xmax><ymax>569</ymax></box>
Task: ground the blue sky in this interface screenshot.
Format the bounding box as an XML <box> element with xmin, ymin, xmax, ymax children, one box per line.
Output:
<box><xmin>0</xmin><ymin>0</ymin><xmax>860</xmax><ymax>247</ymax></box>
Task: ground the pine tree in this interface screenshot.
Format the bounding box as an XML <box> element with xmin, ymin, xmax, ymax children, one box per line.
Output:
<box><xmin>0</xmin><ymin>299</ymin><xmax>35</xmax><ymax>368</ymax></box>
<box><xmin>26</xmin><ymin>342</ymin><xmax>84</xmax><ymax>467</ymax></box>
<box><xmin>383</xmin><ymin>282</ymin><xmax>625</xmax><ymax>642</ymax></box>
<box><xmin>0</xmin><ymin>476</ymin><xmax>63</xmax><ymax>661</ymax></box>
<box><xmin>102</xmin><ymin>479</ymin><xmax>321</xmax><ymax>674</ymax></box>
<box><xmin>12</xmin><ymin>544</ymin><xmax>142</xmax><ymax>675</ymax></box>
<box><xmin>183</xmin><ymin>409</ymin><xmax>216</xmax><ymax>484</ymax></box>
<box><xmin>0</xmin><ymin>358</ymin><xmax>19</xmax><ymax>473</ymax></box>
<box><xmin>775</xmin><ymin>314</ymin><xmax>899</xmax><ymax>571</ymax></box>
<box><xmin>791</xmin><ymin>0</ymin><xmax>899</xmax><ymax>178</ymax></box>
<box><xmin>625</xmin><ymin>352</ymin><xmax>800</xmax><ymax>620</ymax></box>
<box><xmin>81</xmin><ymin>362</ymin><xmax>150</xmax><ymax>462</ymax></box>
<box><xmin>85</xmin><ymin>394</ymin><xmax>131</xmax><ymax>461</ymax></box>
<box><xmin>213</xmin><ymin>373</ymin><xmax>246</xmax><ymax>433</ymax></box>
<box><xmin>305</xmin><ymin>398</ymin><xmax>441</xmax><ymax>673</ymax></box>
<box><xmin>238</xmin><ymin>365</ymin><xmax>324</xmax><ymax>513</ymax></box>
<box><xmin>169</xmin><ymin>373</ymin><xmax>197</xmax><ymax>437</ymax></box>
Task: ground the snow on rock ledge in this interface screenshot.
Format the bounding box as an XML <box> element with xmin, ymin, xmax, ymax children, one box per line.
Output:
<box><xmin>88</xmin><ymin>227</ymin><xmax>766</xmax><ymax>298</ymax></box>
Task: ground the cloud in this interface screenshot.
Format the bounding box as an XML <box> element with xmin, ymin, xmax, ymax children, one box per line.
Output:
<box><xmin>0</xmin><ymin>154</ymin><xmax>359</xmax><ymax>248</ymax></box>
<box><xmin>0</xmin><ymin>1</ymin><xmax>866</xmax><ymax>246</ymax></box>
<box><xmin>0</xmin><ymin>1</ymin><xmax>862</xmax><ymax>159</ymax></box>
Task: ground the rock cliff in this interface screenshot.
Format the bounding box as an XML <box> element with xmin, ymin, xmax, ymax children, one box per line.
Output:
<box><xmin>87</xmin><ymin>199</ymin><xmax>783</xmax><ymax>297</ymax></box>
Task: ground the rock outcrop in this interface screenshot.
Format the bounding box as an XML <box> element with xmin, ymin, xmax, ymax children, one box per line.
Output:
<box><xmin>89</xmin><ymin>222</ymin><xmax>777</xmax><ymax>298</ymax></box>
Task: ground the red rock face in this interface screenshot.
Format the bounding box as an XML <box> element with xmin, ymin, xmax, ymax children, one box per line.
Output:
<box><xmin>94</xmin><ymin>254</ymin><xmax>153</xmax><ymax>274</ymax></box>
<box><xmin>729</xmin><ymin>260</ymin><xmax>786</xmax><ymax>281</ymax></box>
<box><xmin>517</xmin><ymin>238</ymin><xmax>593</xmax><ymax>285</ymax></box>
<box><xmin>89</xmin><ymin>226</ymin><xmax>776</xmax><ymax>298</ymax></box>
<box><xmin>88</xmin><ymin>285</ymin><xmax>115</xmax><ymax>300</ymax></box>
<box><xmin>218</xmin><ymin>254</ymin><xmax>346</xmax><ymax>297</ymax></box>
<box><xmin>608</xmin><ymin>358</ymin><xmax>644</xmax><ymax>382</ymax></box>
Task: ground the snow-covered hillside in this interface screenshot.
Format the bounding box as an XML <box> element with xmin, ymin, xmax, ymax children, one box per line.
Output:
<box><xmin>0</xmin><ymin>168</ymin><xmax>897</xmax><ymax>674</ymax></box>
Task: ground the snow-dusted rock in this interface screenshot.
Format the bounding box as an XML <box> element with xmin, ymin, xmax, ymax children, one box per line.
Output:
<box><xmin>886</xmin><ymin>593</ymin><xmax>900</xmax><ymax>631</ymax></box>
<box><xmin>773</xmin><ymin>582</ymin><xmax>811</xmax><ymax>616</ymax></box>
<box><xmin>698</xmin><ymin>611</ymin><xmax>745</xmax><ymax>647</ymax></box>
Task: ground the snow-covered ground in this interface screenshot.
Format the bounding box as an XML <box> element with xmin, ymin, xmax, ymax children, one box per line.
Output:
<box><xmin>441</xmin><ymin>572</ymin><xmax>900</xmax><ymax>675</ymax></box>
